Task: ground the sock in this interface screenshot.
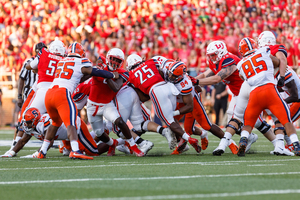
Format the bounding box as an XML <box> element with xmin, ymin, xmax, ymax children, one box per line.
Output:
<box><xmin>224</xmin><ymin>132</ymin><xmax>233</xmax><ymax>140</ymax></box>
<box><xmin>40</xmin><ymin>139</ymin><xmax>51</xmax><ymax>154</ymax></box>
<box><xmin>284</xmin><ymin>134</ymin><xmax>292</xmax><ymax>145</ymax></box>
<box><xmin>134</xmin><ymin>136</ymin><xmax>144</xmax><ymax>144</ymax></box>
<box><xmin>276</xmin><ymin>134</ymin><xmax>284</xmax><ymax>140</ymax></box>
<box><xmin>70</xmin><ymin>140</ymin><xmax>79</xmax><ymax>152</ymax></box>
<box><xmin>289</xmin><ymin>133</ymin><xmax>299</xmax><ymax>144</ymax></box>
<box><xmin>240</xmin><ymin>130</ymin><xmax>249</xmax><ymax>138</ymax></box>
<box><xmin>182</xmin><ymin>133</ymin><xmax>190</xmax><ymax>141</ymax></box>
<box><xmin>271</xmin><ymin>139</ymin><xmax>277</xmax><ymax>147</ymax></box>
<box><xmin>157</xmin><ymin>126</ymin><xmax>163</xmax><ymax>134</ymax></box>
<box><xmin>106</xmin><ymin>138</ymin><xmax>113</xmax><ymax>146</ymax></box>
<box><xmin>15</xmin><ymin>136</ymin><xmax>21</xmax><ymax>142</ymax></box>
<box><xmin>117</xmin><ymin>138</ymin><xmax>125</xmax><ymax>145</ymax></box>
<box><xmin>200</xmin><ymin>130</ymin><xmax>207</xmax><ymax>139</ymax></box>
<box><xmin>127</xmin><ymin>137</ymin><xmax>135</xmax><ymax>146</ymax></box>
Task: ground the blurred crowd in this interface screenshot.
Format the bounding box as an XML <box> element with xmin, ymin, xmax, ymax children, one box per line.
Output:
<box><xmin>1</xmin><ymin>0</ymin><xmax>300</xmax><ymax>80</ymax></box>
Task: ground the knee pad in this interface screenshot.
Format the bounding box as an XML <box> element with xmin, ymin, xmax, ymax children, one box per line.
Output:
<box><xmin>274</xmin><ymin>126</ymin><xmax>286</xmax><ymax>135</ymax></box>
<box><xmin>256</xmin><ymin>120</ymin><xmax>271</xmax><ymax>134</ymax></box>
<box><xmin>226</xmin><ymin>118</ymin><xmax>243</xmax><ymax>135</ymax></box>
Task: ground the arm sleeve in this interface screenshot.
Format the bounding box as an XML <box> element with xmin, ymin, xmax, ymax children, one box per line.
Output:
<box><xmin>91</xmin><ymin>67</ymin><xmax>114</xmax><ymax>79</ymax></box>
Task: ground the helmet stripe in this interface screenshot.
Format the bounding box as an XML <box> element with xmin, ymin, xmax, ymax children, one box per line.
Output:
<box><xmin>170</xmin><ymin>62</ymin><xmax>183</xmax><ymax>73</ymax></box>
<box><xmin>72</xmin><ymin>42</ymin><xmax>76</xmax><ymax>53</ymax></box>
<box><xmin>244</xmin><ymin>38</ymin><xmax>253</xmax><ymax>50</ymax></box>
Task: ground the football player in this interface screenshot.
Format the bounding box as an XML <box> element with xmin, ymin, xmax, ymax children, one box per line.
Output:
<box><xmin>236</xmin><ymin>37</ymin><xmax>300</xmax><ymax>156</ymax></box>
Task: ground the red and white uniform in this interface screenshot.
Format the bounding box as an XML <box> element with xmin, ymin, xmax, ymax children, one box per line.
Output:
<box><xmin>87</xmin><ymin>65</ymin><xmax>128</xmax><ymax>136</ymax></box>
<box><xmin>22</xmin><ymin>114</ymin><xmax>99</xmax><ymax>156</ymax></box>
<box><xmin>28</xmin><ymin>48</ymin><xmax>63</xmax><ymax>114</ymax></box>
<box><xmin>208</xmin><ymin>52</ymin><xmax>243</xmax><ymax>121</ymax></box>
<box><xmin>237</xmin><ymin>47</ymin><xmax>291</xmax><ymax>127</ymax></box>
<box><xmin>128</xmin><ymin>59</ymin><xmax>179</xmax><ymax>126</ymax></box>
<box><xmin>45</xmin><ymin>56</ymin><xmax>92</xmax><ymax>128</ymax></box>
<box><xmin>72</xmin><ymin>78</ymin><xmax>92</xmax><ymax>110</ymax></box>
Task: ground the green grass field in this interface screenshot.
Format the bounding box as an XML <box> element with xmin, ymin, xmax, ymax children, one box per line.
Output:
<box><xmin>1</xmin><ymin>128</ymin><xmax>300</xmax><ymax>200</ymax></box>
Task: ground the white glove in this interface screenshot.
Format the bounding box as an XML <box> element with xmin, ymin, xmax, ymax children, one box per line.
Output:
<box><xmin>1</xmin><ymin>150</ymin><xmax>16</xmax><ymax>157</ymax></box>
<box><xmin>20</xmin><ymin>151</ymin><xmax>39</xmax><ymax>158</ymax></box>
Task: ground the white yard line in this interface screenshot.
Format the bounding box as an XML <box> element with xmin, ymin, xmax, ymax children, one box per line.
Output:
<box><xmin>1</xmin><ymin>171</ymin><xmax>300</xmax><ymax>185</ymax></box>
<box><xmin>67</xmin><ymin>189</ymin><xmax>300</xmax><ymax>200</ymax></box>
<box><xmin>0</xmin><ymin>158</ymin><xmax>300</xmax><ymax>171</ymax></box>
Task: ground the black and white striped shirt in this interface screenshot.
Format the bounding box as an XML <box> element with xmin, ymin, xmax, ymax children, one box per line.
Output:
<box><xmin>19</xmin><ymin>57</ymin><xmax>37</xmax><ymax>99</ymax></box>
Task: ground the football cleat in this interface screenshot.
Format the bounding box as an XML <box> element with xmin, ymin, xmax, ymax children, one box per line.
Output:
<box><xmin>171</xmin><ymin>141</ymin><xmax>190</xmax><ymax>155</ymax></box>
<box><xmin>285</xmin><ymin>144</ymin><xmax>294</xmax><ymax>152</ymax></box>
<box><xmin>162</xmin><ymin>128</ymin><xmax>177</xmax><ymax>150</ymax></box>
<box><xmin>107</xmin><ymin>139</ymin><xmax>118</xmax><ymax>156</ymax></box>
<box><xmin>245</xmin><ymin>132</ymin><xmax>258</xmax><ymax>153</ymax></box>
<box><xmin>237</xmin><ymin>137</ymin><xmax>248</xmax><ymax>157</ymax></box>
<box><xmin>213</xmin><ymin>138</ymin><xmax>229</xmax><ymax>156</ymax></box>
<box><xmin>228</xmin><ymin>139</ymin><xmax>239</xmax><ymax>155</ymax></box>
<box><xmin>200</xmin><ymin>130</ymin><xmax>209</xmax><ymax>150</ymax></box>
<box><xmin>139</xmin><ymin>140</ymin><xmax>154</xmax><ymax>155</ymax></box>
<box><xmin>188</xmin><ymin>137</ymin><xmax>201</xmax><ymax>153</ymax></box>
<box><xmin>273</xmin><ymin>146</ymin><xmax>295</xmax><ymax>156</ymax></box>
<box><xmin>116</xmin><ymin>144</ymin><xmax>131</xmax><ymax>155</ymax></box>
<box><xmin>293</xmin><ymin>141</ymin><xmax>300</xmax><ymax>156</ymax></box>
<box><xmin>37</xmin><ymin>151</ymin><xmax>46</xmax><ymax>159</ymax></box>
<box><xmin>69</xmin><ymin>150</ymin><xmax>94</xmax><ymax>160</ymax></box>
<box><xmin>130</xmin><ymin>144</ymin><xmax>145</xmax><ymax>157</ymax></box>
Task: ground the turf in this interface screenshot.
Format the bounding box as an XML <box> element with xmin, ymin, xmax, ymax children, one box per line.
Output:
<box><xmin>0</xmin><ymin>129</ymin><xmax>300</xmax><ymax>200</ymax></box>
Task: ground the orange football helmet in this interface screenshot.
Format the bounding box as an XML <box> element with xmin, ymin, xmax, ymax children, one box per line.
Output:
<box><xmin>22</xmin><ymin>107</ymin><xmax>41</xmax><ymax>133</ymax></box>
<box><xmin>239</xmin><ymin>37</ymin><xmax>257</xmax><ymax>57</ymax></box>
<box><xmin>67</xmin><ymin>42</ymin><xmax>85</xmax><ymax>57</ymax></box>
<box><xmin>167</xmin><ymin>61</ymin><xmax>187</xmax><ymax>83</ymax></box>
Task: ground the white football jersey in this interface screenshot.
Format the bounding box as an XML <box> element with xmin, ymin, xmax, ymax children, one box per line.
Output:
<box><xmin>237</xmin><ymin>47</ymin><xmax>276</xmax><ymax>90</ymax></box>
<box><xmin>50</xmin><ymin>56</ymin><xmax>92</xmax><ymax>93</ymax></box>
<box><xmin>24</xmin><ymin>114</ymin><xmax>82</xmax><ymax>140</ymax></box>
<box><xmin>174</xmin><ymin>74</ymin><xmax>194</xmax><ymax>103</ymax></box>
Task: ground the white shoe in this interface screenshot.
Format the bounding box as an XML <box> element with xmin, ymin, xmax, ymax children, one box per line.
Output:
<box><xmin>116</xmin><ymin>144</ymin><xmax>131</xmax><ymax>154</ymax></box>
<box><xmin>273</xmin><ymin>146</ymin><xmax>295</xmax><ymax>156</ymax></box>
<box><xmin>63</xmin><ymin>147</ymin><xmax>71</xmax><ymax>156</ymax></box>
<box><xmin>213</xmin><ymin>138</ymin><xmax>229</xmax><ymax>156</ymax></box>
<box><xmin>245</xmin><ymin>133</ymin><xmax>258</xmax><ymax>153</ymax></box>
<box><xmin>162</xmin><ymin>128</ymin><xmax>177</xmax><ymax>150</ymax></box>
<box><xmin>139</xmin><ymin>140</ymin><xmax>154</xmax><ymax>155</ymax></box>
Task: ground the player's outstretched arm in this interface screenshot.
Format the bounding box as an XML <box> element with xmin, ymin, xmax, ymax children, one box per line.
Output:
<box><xmin>82</xmin><ymin>67</ymin><xmax>119</xmax><ymax>79</ymax></box>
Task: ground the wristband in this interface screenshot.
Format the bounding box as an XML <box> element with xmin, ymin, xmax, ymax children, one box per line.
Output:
<box><xmin>173</xmin><ymin>110</ymin><xmax>180</xmax><ymax>116</ymax></box>
<box><xmin>18</xmin><ymin>94</ymin><xmax>22</xmax><ymax>99</ymax></box>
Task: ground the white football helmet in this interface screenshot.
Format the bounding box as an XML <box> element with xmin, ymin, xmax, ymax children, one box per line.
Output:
<box><xmin>152</xmin><ymin>56</ymin><xmax>167</xmax><ymax>69</ymax></box>
<box><xmin>258</xmin><ymin>31</ymin><xmax>276</xmax><ymax>47</ymax></box>
<box><xmin>106</xmin><ymin>48</ymin><xmax>125</xmax><ymax>71</ymax></box>
<box><xmin>49</xmin><ymin>38</ymin><xmax>66</xmax><ymax>57</ymax></box>
<box><xmin>126</xmin><ymin>54</ymin><xmax>142</xmax><ymax>71</ymax></box>
<box><xmin>206</xmin><ymin>41</ymin><xmax>228</xmax><ymax>64</ymax></box>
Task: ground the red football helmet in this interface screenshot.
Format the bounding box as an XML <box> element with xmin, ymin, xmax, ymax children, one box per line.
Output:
<box><xmin>22</xmin><ymin>107</ymin><xmax>41</xmax><ymax>133</ymax></box>
<box><xmin>67</xmin><ymin>42</ymin><xmax>85</xmax><ymax>57</ymax></box>
<box><xmin>167</xmin><ymin>61</ymin><xmax>187</xmax><ymax>83</ymax></box>
<box><xmin>239</xmin><ymin>37</ymin><xmax>257</xmax><ymax>57</ymax></box>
